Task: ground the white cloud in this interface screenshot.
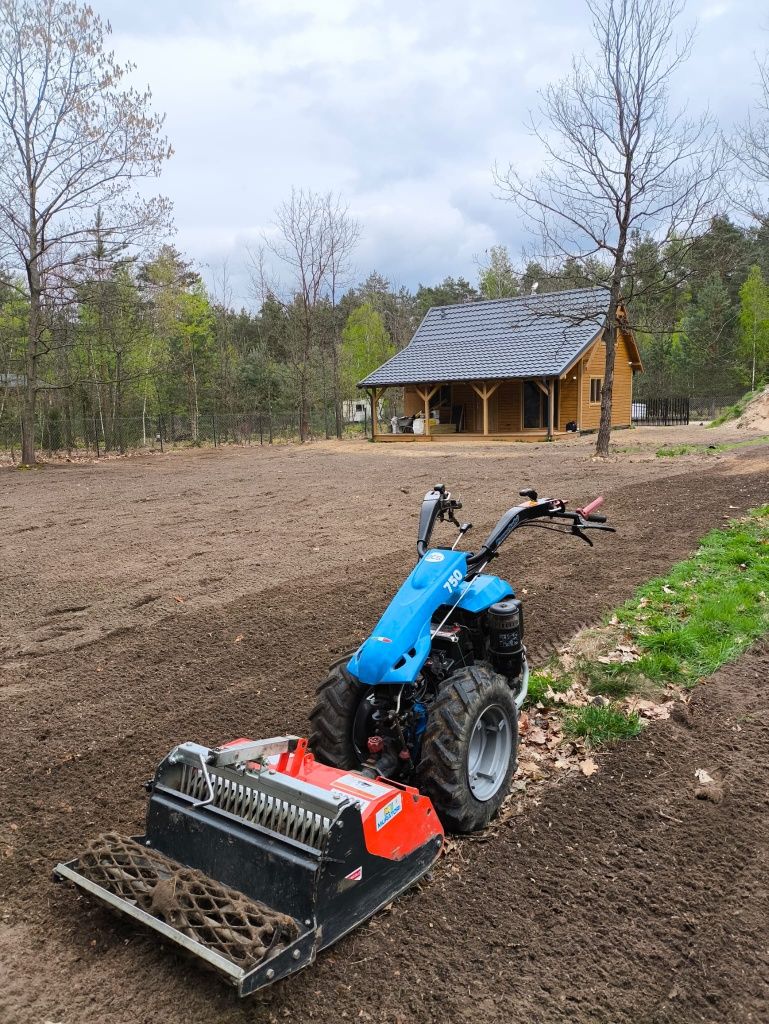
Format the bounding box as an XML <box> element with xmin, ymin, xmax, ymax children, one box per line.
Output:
<box><xmin>93</xmin><ymin>0</ymin><xmax>764</xmax><ymax>305</ymax></box>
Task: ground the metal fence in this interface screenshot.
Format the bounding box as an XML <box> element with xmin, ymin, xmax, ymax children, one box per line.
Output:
<box><xmin>0</xmin><ymin>409</ymin><xmax>370</xmax><ymax>456</ymax></box>
<box><xmin>632</xmin><ymin>393</ymin><xmax>745</xmax><ymax>426</ymax></box>
<box><xmin>632</xmin><ymin>396</ymin><xmax>690</xmax><ymax>426</ymax></box>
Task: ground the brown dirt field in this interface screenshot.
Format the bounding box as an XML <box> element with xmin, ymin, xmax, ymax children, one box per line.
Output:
<box><xmin>1</xmin><ymin>430</ymin><xmax>768</xmax><ymax>1023</ymax></box>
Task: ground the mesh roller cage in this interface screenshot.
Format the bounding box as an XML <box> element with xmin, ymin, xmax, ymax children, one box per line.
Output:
<box><xmin>75</xmin><ymin>834</ymin><xmax>300</xmax><ymax>967</ymax></box>
<box><xmin>55</xmin><ymin>737</ymin><xmax>443</xmax><ymax>996</ymax></box>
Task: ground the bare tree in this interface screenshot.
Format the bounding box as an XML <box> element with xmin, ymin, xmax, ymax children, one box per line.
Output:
<box><xmin>738</xmin><ymin>54</ymin><xmax>769</xmax><ymax>221</ymax></box>
<box><xmin>495</xmin><ymin>0</ymin><xmax>723</xmax><ymax>455</ymax></box>
<box><xmin>0</xmin><ymin>0</ymin><xmax>172</xmax><ymax>464</ymax></box>
<box><xmin>324</xmin><ymin>193</ymin><xmax>360</xmax><ymax>438</ymax></box>
<box><xmin>250</xmin><ymin>188</ymin><xmax>358</xmax><ymax>442</ymax></box>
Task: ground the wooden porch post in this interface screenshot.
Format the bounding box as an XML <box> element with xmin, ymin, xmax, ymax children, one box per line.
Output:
<box><xmin>471</xmin><ymin>381</ymin><xmax>500</xmax><ymax>435</ymax></box>
<box><xmin>547</xmin><ymin>378</ymin><xmax>555</xmax><ymax>439</ymax></box>
<box><xmin>416</xmin><ymin>385</ymin><xmax>440</xmax><ymax>436</ymax></box>
<box><xmin>369</xmin><ymin>387</ymin><xmax>379</xmax><ymax>438</ymax></box>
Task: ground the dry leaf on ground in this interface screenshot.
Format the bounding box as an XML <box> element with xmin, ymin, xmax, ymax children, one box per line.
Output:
<box><xmin>626</xmin><ymin>697</ymin><xmax>673</xmax><ymax>720</ymax></box>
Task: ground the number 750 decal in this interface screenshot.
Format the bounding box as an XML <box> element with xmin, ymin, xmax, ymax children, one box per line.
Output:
<box><xmin>443</xmin><ymin>569</ymin><xmax>464</xmax><ymax>596</ymax></box>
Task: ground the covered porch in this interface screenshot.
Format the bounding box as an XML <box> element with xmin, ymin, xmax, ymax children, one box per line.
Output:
<box><xmin>366</xmin><ymin>374</ymin><xmax>582</xmax><ymax>441</ymax></box>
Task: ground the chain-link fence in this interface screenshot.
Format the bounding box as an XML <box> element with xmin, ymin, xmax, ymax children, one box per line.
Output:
<box><xmin>0</xmin><ymin>409</ymin><xmax>371</xmax><ymax>457</ymax></box>
<box><xmin>687</xmin><ymin>394</ymin><xmax>744</xmax><ymax>420</ymax></box>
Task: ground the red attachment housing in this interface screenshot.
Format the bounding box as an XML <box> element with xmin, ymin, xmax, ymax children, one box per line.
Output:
<box><xmin>223</xmin><ymin>737</ymin><xmax>444</xmax><ymax>862</ymax></box>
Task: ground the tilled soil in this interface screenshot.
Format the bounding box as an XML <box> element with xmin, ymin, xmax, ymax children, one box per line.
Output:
<box><xmin>1</xmin><ymin>436</ymin><xmax>768</xmax><ymax>1023</ymax></box>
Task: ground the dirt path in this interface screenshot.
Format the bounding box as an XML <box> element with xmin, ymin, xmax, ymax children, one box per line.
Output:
<box><xmin>1</xmin><ymin>439</ymin><xmax>768</xmax><ymax>1023</ymax></box>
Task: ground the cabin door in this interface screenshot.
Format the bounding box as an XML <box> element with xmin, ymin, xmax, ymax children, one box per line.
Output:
<box><xmin>522</xmin><ymin>379</ymin><xmax>557</xmax><ymax>429</ymax></box>
<box><xmin>523</xmin><ymin>380</ymin><xmax>546</xmax><ymax>428</ymax></box>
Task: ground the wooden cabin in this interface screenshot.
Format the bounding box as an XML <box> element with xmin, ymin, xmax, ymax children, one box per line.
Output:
<box><xmin>359</xmin><ymin>287</ymin><xmax>642</xmax><ymax>441</ymax></box>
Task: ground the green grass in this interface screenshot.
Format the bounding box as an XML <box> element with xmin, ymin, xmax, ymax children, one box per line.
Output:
<box><xmin>563</xmin><ymin>704</ymin><xmax>642</xmax><ymax>745</ymax></box>
<box><xmin>525</xmin><ymin>670</ymin><xmax>570</xmax><ymax>707</ymax></box>
<box><xmin>579</xmin><ymin>660</ymin><xmax>640</xmax><ymax>698</ymax></box>
<box><xmin>609</xmin><ymin>505</ymin><xmax>769</xmax><ymax>688</ymax></box>
<box><xmin>530</xmin><ymin>506</ymin><xmax>769</xmax><ymax>756</ymax></box>
<box><xmin>655</xmin><ymin>435</ymin><xmax>769</xmax><ymax>458</ymax></box>
<box><xmin>518</xmin><ymin>508</ymin><xmax>769</xmax><ymax>757</ymax></box>
<box><xmin>709</xmin><ymin>389</ymin><xmax>762</xmax><ymax>427</ymax></box>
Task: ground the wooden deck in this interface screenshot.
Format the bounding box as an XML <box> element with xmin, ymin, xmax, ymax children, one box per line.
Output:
<box><xmin>374</xmin><ymin>430</ymin><xmax>566</xmax><ymax>443</ymax></box>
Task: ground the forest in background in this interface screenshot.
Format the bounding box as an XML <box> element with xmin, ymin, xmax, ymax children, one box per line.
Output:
<box><xmin>2</xmin><ymin>0</ymin><xmax>769</xmax><ymax>456</ymax></box>
<box><xmin>3</xmin><ymin>210</ymin><xmax>769</xmax><ymax>452</ymax></box>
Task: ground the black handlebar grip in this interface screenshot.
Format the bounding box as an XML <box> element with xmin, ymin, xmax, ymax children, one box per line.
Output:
<box><xmin>587</xmin><ymin>513</ymin><xmax>607</xmax><ymax>523</ymax></box>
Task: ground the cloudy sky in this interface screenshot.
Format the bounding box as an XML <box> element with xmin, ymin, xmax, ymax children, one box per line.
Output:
<box><xmin>97</xmin><ymin>0</ymin><xmax>764</xmax><ymax>305</ymax></box>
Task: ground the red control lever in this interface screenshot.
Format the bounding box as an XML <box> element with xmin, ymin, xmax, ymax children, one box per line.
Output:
<box><xmin>577</xmin><ymin>496</ymin><xmax>604</xmax><ymax>517</ymax></box>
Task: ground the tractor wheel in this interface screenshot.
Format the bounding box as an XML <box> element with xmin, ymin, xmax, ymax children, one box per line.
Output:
<box><xmin>418</xmin><ymin>662</ymin><xmax>518</xmax><ymax>834</ymax></box>
<box><xmin>308</xmin><ymin>655</ymin><xmax>369</xmax><ymax>770</ymax></box>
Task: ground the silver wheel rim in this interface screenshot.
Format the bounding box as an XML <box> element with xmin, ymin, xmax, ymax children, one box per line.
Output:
<box><xmin>467</xmin><ymin>703</ymin><xmax>512</xmax><ymax>801</ymax></box>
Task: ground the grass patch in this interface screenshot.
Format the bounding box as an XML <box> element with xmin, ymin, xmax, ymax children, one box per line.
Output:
<box><xmin>563</xmin><ymin>704</ymin><xmax>641</xmax><ymax>745</ymax></box>
<box><xmin>522</xmin><ymin>507</ymin><xmax>769</xmax><ymax>761</ymax></box>
<box><xmin>609</xmin><ymin>505</ymin><xmax>769</xmax><ymax>688</ymax></box>
<box><xmin>655</xmin><ymin>435</ymin><xmax>769</xmax><ymax>458</ymax></box>
<box><xmin>525</xmin><ymin>670</ymin><xmax>570</xmax><ymax>707</ymax></box>
<box><xmin>709</xmin><ymin>389</ymin><xmax>762</xmax><ymax>427</ymax></box>
<box><xmin>579</xmin><ymin>660</ymin><xmax>639</xmax><ymax>698</ymax></box>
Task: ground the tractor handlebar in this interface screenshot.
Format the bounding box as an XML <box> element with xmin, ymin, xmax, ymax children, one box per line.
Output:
<box><xmin>416</xmin><ymin>484</ymin><xmax>464</xmax><ymax>558</ymax></box>
<box><xmin>416</xmin><ymin>484</ymin><xmax>614</xmax><ymax>567</ymax></box>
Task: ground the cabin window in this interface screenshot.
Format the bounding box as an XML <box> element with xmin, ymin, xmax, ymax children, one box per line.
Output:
<box><xmin>590</xmin><ymin>378</ymin><xmax>603</xmax><ymax>404</ymax></box>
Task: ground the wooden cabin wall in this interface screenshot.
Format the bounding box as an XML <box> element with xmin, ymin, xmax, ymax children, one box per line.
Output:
<box><xmin>580</xmin><ymin>333</ymin><xmax>634</xmax><ymax>429</ymax></box>
<box><xmin>497</xmin><ymin>381</ymin><xmax>522</xmax><ymax>432</ymax></box>
<box><xmin>403</xmin><ymin>386</ymin><xmax>421</xmax><ymax>417</ymax></box>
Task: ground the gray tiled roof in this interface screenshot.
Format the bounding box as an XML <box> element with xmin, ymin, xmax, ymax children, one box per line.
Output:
<box><xmin>359</xmin><ymin>287</ymin><xmax>608</xmax><ymax>387</ymax></box>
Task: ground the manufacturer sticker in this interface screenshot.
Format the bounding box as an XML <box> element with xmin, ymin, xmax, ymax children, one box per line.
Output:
<box><xmin>336</xmin><ymin>774</ymin><xmax>391</xmax><ymax>799</ymax></box>
<box><xmin>373</xmin><ymin>635</ymin><xmax>392</xmax><ymax>643</ymax></box>
<box><xmin>425</xmin><ymin>551</ymin><xmax>445</xmax><ymax>563</ymax></box>
<box><xmin>344</xmin><ymin>866</ymin><xmax>363</xmax><ymax>882</ymax></box>
<box><xmin>375</xmin><ymin>793</ymin><xmax>402</xmax><ymax>831</ymax></box>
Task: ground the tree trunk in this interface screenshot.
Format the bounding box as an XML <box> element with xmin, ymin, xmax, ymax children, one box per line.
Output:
<box><xmin>331</xmin><ymin>337</ymin><xmax>342</xmax><ymax>439</ymax></box>
<box><xmin>115</xmin><ymin>348</ymin><xmax>124</xmax><ymax>453</ymax></box>
<box><xmin>190</xmin><ymin>356</ymin><xmax>200</xmax><ymax>443</ymax></box>
<box><xmin>300</xmin><ymin>378</ymin><xmax>310</xmax><ymax>442</ymax></box>
<box><xmin>595</xmin><ymin>326</ymin><xmax>616</xmax><ymax>456</ymax></box>
<box><xmin>319</xmin><ymin>345</ymin><xmax>330</xmax><ymax>439</ymax></box>
<box><xmin>21</xmin><ymin>271</ymin><xmax>42</xmax><ymax>465</ymax></box>
<box><xmin>596</xmin><ymin>237</ymin><xmax>627</xmax><ymax>457</ymax></box>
